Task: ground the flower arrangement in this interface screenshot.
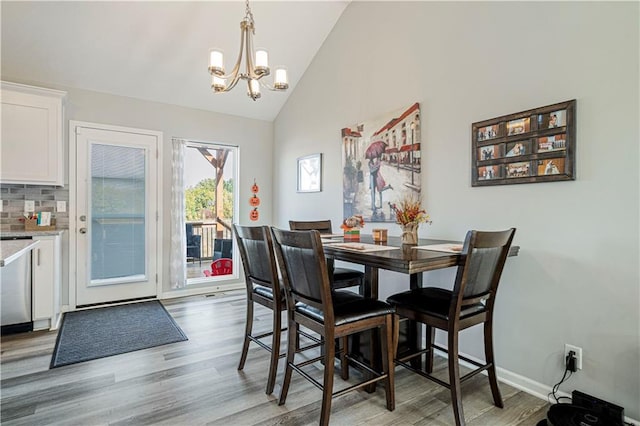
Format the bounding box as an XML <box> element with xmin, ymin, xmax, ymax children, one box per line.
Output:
<box><xmin>390</xmin><ymin>196</ymin><xmax>431</xmax><ymax>226</ymax></box>
<box><xmin>340</xmin><ymin>215</ymin><xmax>365</xmax><ymax>230</ymax></box>
<box><xmin>341</xmin><ymin>215</ymin><xmax>364</xmax><ymax>241</ymax></box>
<box><xmin>390</xmin><ymin>196</ymin><xmax>430</xmax><ymax>244</ymax></box>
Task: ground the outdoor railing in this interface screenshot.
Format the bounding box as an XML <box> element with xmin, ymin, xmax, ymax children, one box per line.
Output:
<box><xmin>187</xmin><ymin>220</ymin><xmax>232</xmax><ymax>260</ymax></box>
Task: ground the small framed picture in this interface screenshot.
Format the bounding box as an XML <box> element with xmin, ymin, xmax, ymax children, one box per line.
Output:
<box><xmin>477</xmin><ymin>124</ymin><xmax>500</xmax><ymax>141</ymax></box>
<box><xmin>297</xmin><ymin>153</ymin><xmax>322</xmax><ymax>192</ymax></box>
<box><xmin>507</xmin><ymin>118</ymin><xmax>531</xmax><ymax>136</ymax></box>
<box><xmin>537</xmin><ymin>109</ymin><xmax>567</xmax><ymax>129</ymax></box>
<box><xmin>478</xmin><ymin>165</ymin><xmax>501</xmax><ymax>180</ymax></box>
<box><xmin>505</xmin><ymin>140</ymin><xmax>530</xmax><ymax>157</ymax></box>
<box><xmin>537</xmin><ymin>158</ymin><xmax>565</xmax><ymax>175</ymax></box>
<box><xmin>505</xmin><ymin>161</ymin><xmax>531</xmax><ymax>178</ymax></box>
<box><xmin>537</xmin><ymin>134</ymin><xmax>566</xmax><ymax>152</ymax></box>
<box><xmin>477</xmin><ymin>144</ymin><xmax>501</xmax><ymax>160</ymax></box>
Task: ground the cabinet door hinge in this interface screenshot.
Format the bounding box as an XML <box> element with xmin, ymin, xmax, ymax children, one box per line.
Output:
<box><xmin>155</xmin><ymin>274</ymin><xmax>158</xmax><ymax>283</ymax></box>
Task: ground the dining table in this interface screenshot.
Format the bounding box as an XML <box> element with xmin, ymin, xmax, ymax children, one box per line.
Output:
<box><xmin>321</xmin><ymin>233</ymin><xmax>520</xmax><ymax>387</ymax></box>
<box><xmin>323</xmin><ymin>233</ymin><xmax>518</xmax><ymax>296</ymax></box>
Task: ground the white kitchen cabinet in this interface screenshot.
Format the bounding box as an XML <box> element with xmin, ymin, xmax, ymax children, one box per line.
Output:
<box><xmin>0</xmin><ymin>81</ymin><xmax>66</xmax><ymax>186</ymax></box>
<box><xmin>32</xmin><ymin>234</ymin><xmax>62</xmax><ymax>330</ymax></box>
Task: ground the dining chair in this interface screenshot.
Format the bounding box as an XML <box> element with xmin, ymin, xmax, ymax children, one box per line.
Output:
<box><xmin>271</xmin><ymin>227</ymin><xmax>395</xmax><ymax>426</ymax></box>
<box><xmin>185</xmin><ymin>223</ymin><xmax>202</xmax><ymax>265</ymax></box>
<box><xmin>232</xmin><ymin>224</ymin><xmax>286</xmax><ymax>395</ymax></box>
<box><xmin>288</xmin><ymin>220</ymin><xmax>364</xmax><ymax>293</ymax></box>
<box><xmin>211</xmin><ymin>258</ymin><xmax>233</xmax><ymax>276</ymax></box>
<box><xmin>213</xmin><ymin>238</ymin><xmax>233</xmax><ymax>260</ymax></box>
<box><xmin>386</xmin><ymin>228</ymin><xmax>516</xmax><ymax>426</ymax></box>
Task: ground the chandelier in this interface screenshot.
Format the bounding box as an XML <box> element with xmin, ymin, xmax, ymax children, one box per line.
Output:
<box><xmin>208</xmin><ymin>0</ymin><xmax>289</xmax><ymax>101</ymax></box>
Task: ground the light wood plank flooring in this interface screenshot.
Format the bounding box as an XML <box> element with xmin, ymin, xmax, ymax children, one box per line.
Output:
<box><xmin>1</xmin><ymin>291</ymin><xmax>549</xmax><ymax>425</ymax></box>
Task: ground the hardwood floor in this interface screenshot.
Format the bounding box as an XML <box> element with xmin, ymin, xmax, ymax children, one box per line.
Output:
<box><xmin>1</xmin><ymin>291</ymin><xmax>549</xmax><ymax>425</ymax></box>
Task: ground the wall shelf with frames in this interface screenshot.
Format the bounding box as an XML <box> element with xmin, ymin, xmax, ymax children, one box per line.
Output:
<box><xmin>471</xmin><ymin>99</ymin><xmax>576</xmax><ymax>186</ymax></box>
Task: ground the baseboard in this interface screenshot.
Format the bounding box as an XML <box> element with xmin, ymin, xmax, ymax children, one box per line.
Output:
<box><xmin>161</xmin><ymin>282</ymin><xmax>244</xmax><ymax>299</ymax></box>
<box><xmin>433</xmin><ymin>348</ymin><xmax>639</xmax><ymax>425</ymax></box>
<box><xmin>32</xmin><ymin>319</ymin><xmax>50</xmax><ymax>332</ymax></box>
<box><xmin>496</xmin><ymin>365</ymin><xmax>561</xmax><ymax>400</ymax></box>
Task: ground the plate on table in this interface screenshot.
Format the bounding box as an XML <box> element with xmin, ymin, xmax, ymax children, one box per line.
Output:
<box><xmin>413</xmin><ymin>243</ymin><xmax>463</xmax><ymax>253</ymax></box>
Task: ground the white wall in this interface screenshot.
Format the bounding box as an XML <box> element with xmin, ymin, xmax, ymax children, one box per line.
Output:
<box><xmin>1</xmin><ymin>78</ymin><xmax>274</xmax><ymax>298</ymax></box>
<box><xmin>274</xmin><ymin>1</ymin><xmax>639</xmax><ymax>419</ymax></box>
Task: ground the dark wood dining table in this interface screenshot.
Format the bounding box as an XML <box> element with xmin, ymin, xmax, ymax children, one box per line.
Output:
<box><xmin>322</xmin><ymin>233</ymin><xmax>520</xmax><ymax>385</ymax></box>
<box><xmin>323</xmin><ymin>234</ymin><xmax>519</xmax><ymax>299</ymax></box>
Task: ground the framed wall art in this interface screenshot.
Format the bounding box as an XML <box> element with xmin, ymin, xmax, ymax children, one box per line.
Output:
<box><xmin>297</xmin><ymin>153</ymin><xmax>322</xmax><ymax>193</ymax></box>
<box><xmin>341</xmin><ymin>102</ymin><xmax>422</xmax><ymax>222</ymax></box>
<box><xmin>471</xmin><ymin>99</ymin><xmax>576</xmax><ymax>186</ymax></box>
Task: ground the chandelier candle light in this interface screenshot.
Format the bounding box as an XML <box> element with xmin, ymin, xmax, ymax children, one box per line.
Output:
<box><xmin>208</xmin><ymin>0</ymin><xmax>289</xmax><ymax>101</ymax></box>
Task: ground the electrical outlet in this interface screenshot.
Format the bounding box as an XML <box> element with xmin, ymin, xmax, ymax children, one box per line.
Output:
<box><xmin>56</xmin><ymin>201</ymin><xmax>66</xmax><ymax>212</ymax></box>
<box><xmin>24</xmin><ymin>200</ymin><xmax>35</xmax><ymax>212</ymax></box>
<box><xmin>564</xmin><ymin>344</ymin><xmax>582</xmax><ymax>370</ymax></box>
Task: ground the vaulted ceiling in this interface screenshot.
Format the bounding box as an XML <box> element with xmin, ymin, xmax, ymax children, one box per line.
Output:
<box><xmin>1</xmin><ymin>1</ymin><xmax>349</xmax><ymax>121</ymax></box>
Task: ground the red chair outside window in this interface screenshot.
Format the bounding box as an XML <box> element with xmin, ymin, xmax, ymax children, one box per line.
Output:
<box><xmin>211</xmin><ymin>258</ymin><xmax>233</xmax><ymax>276</ymax></box>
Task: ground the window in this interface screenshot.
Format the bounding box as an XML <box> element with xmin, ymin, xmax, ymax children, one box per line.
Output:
<box><xmin>183</xmin><ymin>142</ymin><xmax>237</xmax><ymax>283</ymax></box>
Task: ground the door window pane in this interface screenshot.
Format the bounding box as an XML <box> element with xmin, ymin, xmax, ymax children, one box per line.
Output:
<box><xmin>91</xmin><ymin>144</ymin><xmax>146</xmax><ymax>281</ymax></box>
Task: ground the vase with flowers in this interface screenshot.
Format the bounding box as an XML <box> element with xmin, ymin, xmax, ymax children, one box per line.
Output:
<box><xmin>390</xmin><ymin>195</ymin><xmax>431</xmax><ymax>245</ymax></box>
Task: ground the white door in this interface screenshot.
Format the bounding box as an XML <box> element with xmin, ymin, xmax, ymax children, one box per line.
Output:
<box><xmin>75</xmin><ymin>125</ymin><xmax>160</xmax><ymax>306</ymax></box>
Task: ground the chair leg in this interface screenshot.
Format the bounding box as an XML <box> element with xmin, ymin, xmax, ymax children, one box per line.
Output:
<box><xmin>265</xmin><ymin>307</ymin><xmax>281</xmax><ymax>395</ymax></box>
<box><xmin>381</xmin><ymin>315</ymin><xmax>395</xmax><ymax>411</ymax></box>
<box><xmin>408</xmin><ymin>319</ymin><xmax>421</xmax><ymax>369</ymax></box>
<box><xmin>278</xmin><ymin>318</ymin><xmax>297</xmax><ymax>406</ymax></box>
<box><xmin>320</xmin><ymin>334</ymin><xmax>336</xmax><ymax>426</ymax></box>
<box><xmin>366</xmin><ymin>328</ymin><xmax>379</xmax><ymax>393</ymax></box>
<box><xmin>484</xmin><ymin>320</ymin><xmax>503</xmax><ymax>408</ymax></box>
<box><xmin>447</xmin><ymin>330</ymin><xmax>465</xmax><ymax>426</ymax></box>
<box><xmin>425</xmin><ymin>325</ymin><xmax>435</xmax><ymax>373</ymax></box>
<box><xmin>392</xmin><ymin>314</ymin><xmax>400</xmax><ymax>359</ymax></box>
<box><xmin>340</xmin><ymin>336</ymin><xmax>349</xmax><ymax>380</ymax></box>
<box><xmin>238</xmin><ymin>297</ymin><xmax>254</xmax><ymax>371</ymax></box>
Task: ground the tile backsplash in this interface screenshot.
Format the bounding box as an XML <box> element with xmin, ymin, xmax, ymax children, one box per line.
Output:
<box><xmin>0</xmin><ymin>184</ymin><xmax>69</xmax><ymax>231</ymax></box>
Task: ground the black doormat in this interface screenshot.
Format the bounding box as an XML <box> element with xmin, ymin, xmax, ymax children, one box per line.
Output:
<box><xmin>50</xmin><ymin>300</ymin><xmax>187</xmax><ymax>368</ymax></box>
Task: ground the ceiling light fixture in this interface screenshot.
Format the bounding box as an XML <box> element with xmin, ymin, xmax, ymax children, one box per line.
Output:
<box><xmin>208</xmin><ymin>0</ymin><xmax>289</xmax><ymax>101</ymax></box>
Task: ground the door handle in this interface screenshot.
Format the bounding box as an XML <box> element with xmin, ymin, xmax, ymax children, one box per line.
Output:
<box><xmin>79</xmin><ymin>228</ymin><xmax>87</xmax><ymax>234</ymax></box>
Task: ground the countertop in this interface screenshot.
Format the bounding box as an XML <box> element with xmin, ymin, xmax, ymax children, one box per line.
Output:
<box><xmin>0</xmin><ymin>239</ymin><xmax>40</xmax><ymax>267</ymax></box>
<box><xmin>1</xmin><ymin>230</ymin><xmax>66</xmax><ymax>238</ymax></box>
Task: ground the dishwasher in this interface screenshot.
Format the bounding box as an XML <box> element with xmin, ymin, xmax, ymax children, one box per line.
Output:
<box><xmin>1</xmin><ymin>237</ymin><xmax>33</xmax><ymax>334</ymax></box>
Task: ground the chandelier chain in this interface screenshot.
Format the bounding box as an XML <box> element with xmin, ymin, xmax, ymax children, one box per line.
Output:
<box><xmin>244</xmin><ymin>0</ymin><xmax>255</xmax><ymax>26</ymax></box>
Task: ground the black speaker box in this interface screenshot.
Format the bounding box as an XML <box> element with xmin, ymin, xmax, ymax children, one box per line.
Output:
<box><xmin>545</xmin><ymin>404</ymin><xmax>615</xmax><ymax>426</ymax></box>
<box><xmin>571</xmin><ymin>390</ymin><xmax>624</xmax><ymax>426</ymax></box>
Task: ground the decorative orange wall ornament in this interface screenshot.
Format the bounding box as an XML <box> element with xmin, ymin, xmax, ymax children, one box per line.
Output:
<box><xmin>249</xmin><ymin>179</ymin><xmax>260</xmax><ymax>221</ymax></box>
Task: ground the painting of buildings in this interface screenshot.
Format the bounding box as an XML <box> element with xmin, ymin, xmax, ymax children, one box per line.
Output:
<box><xmin>342</xmin><ymin>103</ymin><xmax>421</xmax><ymax>222</ymax></box>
